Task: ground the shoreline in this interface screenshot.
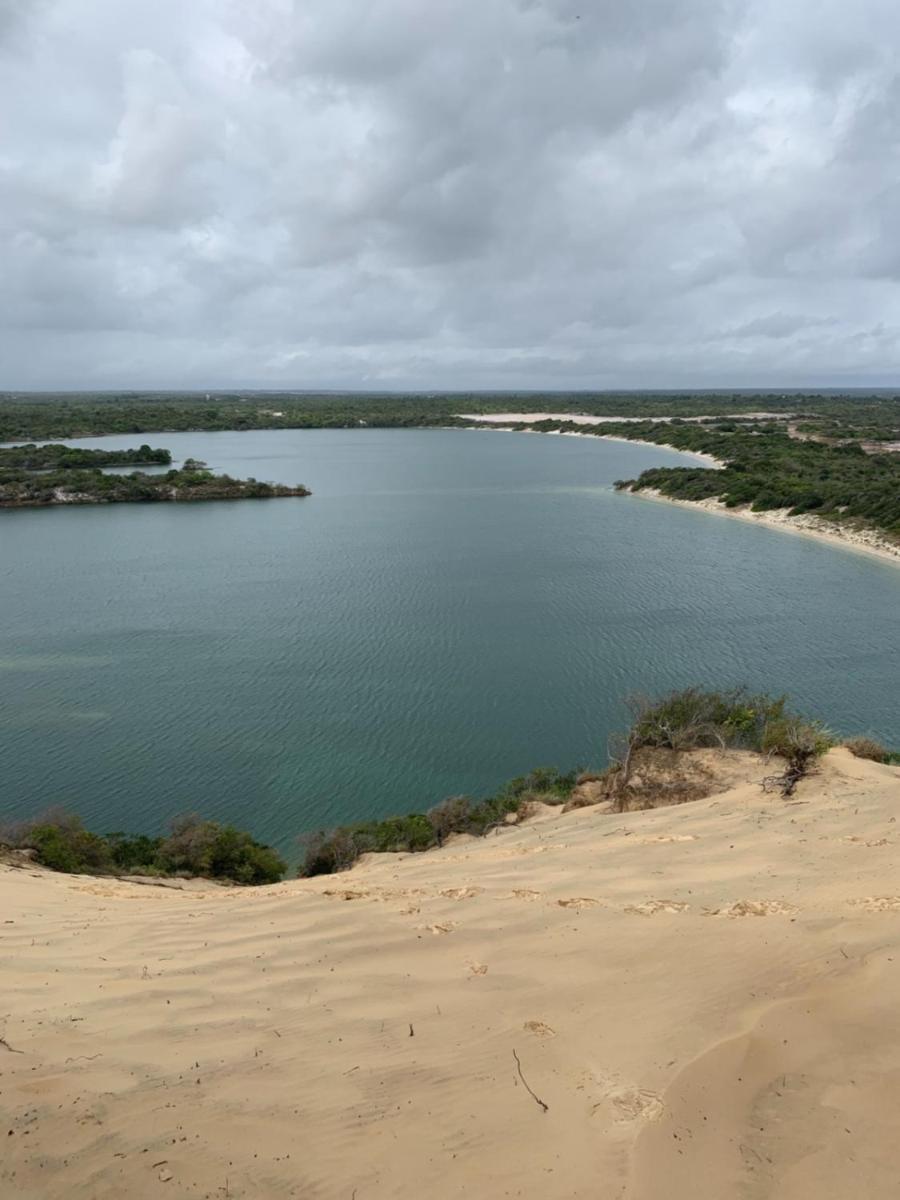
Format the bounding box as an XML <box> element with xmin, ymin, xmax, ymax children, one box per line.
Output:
<box><xmin>631</xmin><ymin>486</ymin><xmax>900</xmax><ymax>568</ymax></box>
<box><xmin>456</xmin><ymin>421</ymin><xmax>727</xmax><ymax>468</ymax></box>
<box><xmin>457</xmin><ymin>417</ymin><xmax>898</xmax><ymax>568</ymax></box>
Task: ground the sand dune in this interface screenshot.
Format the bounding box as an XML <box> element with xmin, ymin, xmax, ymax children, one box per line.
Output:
<box><xmin>3</xmin><ymin>748</ymin><xmax>900</xmax><ymax>1198</ymax></box>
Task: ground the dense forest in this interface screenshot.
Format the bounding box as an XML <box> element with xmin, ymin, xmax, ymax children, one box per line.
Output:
<box><xmin>0</xmin><ymin>462</ymin><xmax>310</xmax><ymax>507</ymax></box>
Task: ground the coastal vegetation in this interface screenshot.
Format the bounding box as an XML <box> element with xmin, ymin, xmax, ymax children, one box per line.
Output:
<box><xmin>0</xmin><ymin>442</ymin><xmax>171</xmax><ymax>469</ymax></box>
<box><xmin>1</xmin><ymin>390</ymin><xmax>898</xmax><ymax>442</ymax></box>
<box><xmin>298</xmin><ymin>688</ymin><xmax>838</xmax><ymax>875</ymax></box>
<box><xmin>0</xmin><ymin>461</ymin><xmax>310</xmax><ymax>507</ymax></box>
<box><xmin>1</xmin><ymin>391</ymin><xmax>895</xmax><ymax>531</ymax></box>
<box><xmin>0</xmin><ymin>810</ymin><xmax>287</xmax><ymax>884</ymax></box>
<box><xmin>3</xmin><ymin>688</ymin><xmax>893</xmax><ymax>885</ymax></box>
<box><xmin>529</xmin><ymin>420</ymin><xmax>900</xmax><ymax>540</ymax></box>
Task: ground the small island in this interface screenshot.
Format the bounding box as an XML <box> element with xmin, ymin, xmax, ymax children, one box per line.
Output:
<box><xmin>0</xmin><ymin>445</ymin><xmax>310</xmax><ymax>508</ymax></box>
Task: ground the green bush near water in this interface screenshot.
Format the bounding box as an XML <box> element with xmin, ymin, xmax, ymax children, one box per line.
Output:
<box><xmin>1</xmin><ymin>811</ymin><xmax>286</xmax><ymax>885</ymax></box>
<box><xmin>298</xmin><ymin>767</ymin><xmax>577</xmax><ymax>877</ymax></box>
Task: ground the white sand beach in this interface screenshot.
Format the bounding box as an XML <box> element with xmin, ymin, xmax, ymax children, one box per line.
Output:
<box><xmin>632</xmin><ymin>487</ymin><xmax>900</xmax><ymax>568</ymax></box>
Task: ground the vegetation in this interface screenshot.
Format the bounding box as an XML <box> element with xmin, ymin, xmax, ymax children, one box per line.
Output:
<box><xmin>1</xmin><ymin>391</ymin><xmax>895</xmax><ymax>530</ymax></box>
<box><xmin>298</xmin><ymin>688</ymin><xmax>846</xmax><ymax>875</ymax></box>
<box><xmin>0</xmin><ymin>462</ymin><xmax>310</xmax><ymax>507</ymax></box>
<box><xmin>2</xmin><ymin>690</ymin><xmax>891</xmax><ymax>883</ymax></box>
<box><xmin>1</xmin><ymin>390</ymin><xmax>898</xmax><ymax>442</ymax></box>
<box><xmin>843</xmin><ymin>736</ymin><xmax>896</xmax><ymax>764</ymax></box>
<box><xmin>565</xmin><ymin>420</ymin><xmax>900</xmax><ymax>540</ymax></box>
<box><xmin>0</xmin><ymin>809</ymin><xmax>286</xmax><ymax>884</ymax></box>
<box><xmin>606</xmin><ymin>687</ymin><xmax>833</xmax><ymax>802</ymax></box>
<box><xmin>299</xmin><ymin>767</ymin><xmax>577</xmax><ymax>876</ymax></box>
<box><xmin>0</xmin><ymin>443</ymin><xmax>171</xmax><ymax>469</ymax></box>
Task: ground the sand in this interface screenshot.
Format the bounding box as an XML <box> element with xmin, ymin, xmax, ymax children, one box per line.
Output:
<box><xmin>632</xmin><ymin>488</ymin><xmax>900</xmax><ymax>568</ymax></box>
<box><xmin>3</xmin><ymin>747</ymin><xmax>900</xmax><ymax>1198</ymax></box>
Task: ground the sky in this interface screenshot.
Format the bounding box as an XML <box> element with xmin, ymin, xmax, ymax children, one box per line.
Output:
<box><xmin>1</xmin><ymin>0</ymin><xmax>899</xmax><ymax>391</ymax></box>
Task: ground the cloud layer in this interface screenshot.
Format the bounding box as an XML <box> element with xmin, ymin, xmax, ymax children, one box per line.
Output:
<box><xmin>2</xmin><ymin>0</ymin><xmax>899</xmax><ymax>389</ymax></box>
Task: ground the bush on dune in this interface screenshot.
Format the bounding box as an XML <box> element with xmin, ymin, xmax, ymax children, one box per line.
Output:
<box><xmin>843</xmin><ymin>736</ymin><xmax>892</xmax><ymax>764</ymax></box>
<box><xmin>0</xmin><ymin>808</ymin><xmax>285</xmax><ymax>885</ymax></box>
<box><xmin>297</xmin><ymin>767</ymin><xmax>578</xmax><ymax>877</ymax></box>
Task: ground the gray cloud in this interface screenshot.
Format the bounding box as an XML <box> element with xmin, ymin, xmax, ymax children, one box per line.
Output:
<box><xmin>2</xmin><ymin>0</ymin><xmax>900</xmax><ymax>389</ymax></box>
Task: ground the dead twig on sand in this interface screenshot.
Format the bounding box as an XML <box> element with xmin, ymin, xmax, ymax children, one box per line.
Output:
<box><xmin>512</xmin><ymin>1049</ymin><xmax>548</xmax><ymax>1112</ymax></box>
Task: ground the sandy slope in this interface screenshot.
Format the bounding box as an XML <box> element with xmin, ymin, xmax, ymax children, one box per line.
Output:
<box><xmin>2</xmin><ymin>748</ymin><xmax>900</xmax><ymax>1199</ymax></box>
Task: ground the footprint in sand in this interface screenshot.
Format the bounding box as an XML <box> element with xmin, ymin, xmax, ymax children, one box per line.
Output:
<box><xmin>841</xmin><ymin>837</ymin><xmax>891</xmax><ymax>848</ymax></box>
<box><xmin>467</xmin><ymin>962</ymin><xmax>488</xmax><ymax>976</ymax></box>
<box><xmin>607</xmin><ymin>1089</ymin><xmax>666</xmax><ymax>1123</ymax></box>
<box><xmin>850</xmin><ymin>896</ymin><xmax>900</xmax><ymax>912</ymax></box>
<box><xmin>418</xmin><ymin>921</ymin><xmax>458</xmax><ymax>935</ymax></box>
<box><xmin>640</xmin><ymin>835</ymin><xmax>698</xmax><ymax>844</ymax></box>
<box><xmin>523</xmin><ymin>1020</ymin><xmax>555</xmax><ymax>1037</ymax></box>
<box><xmin>322</xmin><ymin>888</ymin><xmax>368</xmax><ymax>901</ymax></box>
<box><xmin>440</xmin><ymin>887</ymin><xmax>483</xmax><ymax>900</ymax></box>
<box><xmin>508</xmin><ymin>888</ymin><xmax>542</xmax><ymax>901</ymax></box>
<box><xmin>704</xmin><ymin>899</ymin><xmax>797</xmax><ymax>917</ymax></box>
<box><xmin>557</xmin><ymin>897</ymin><xmax>601</xmax><ymax>911</ymax></box>
<box><xmin>624</xmin><ymin>899</ymin><xmax>689</xmax><ymax>917</ymax></box>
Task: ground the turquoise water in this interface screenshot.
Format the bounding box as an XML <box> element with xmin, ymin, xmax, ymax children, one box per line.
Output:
<box><xmin>1</xmin><ymin>428</ymin><xmax>898</xmax><ymax>853</ymax></box>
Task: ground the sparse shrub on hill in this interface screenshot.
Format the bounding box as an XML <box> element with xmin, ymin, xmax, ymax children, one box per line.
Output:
<box><xmin>760</xmin><ymin>716</ymin><xmax>833</xmax><ymax>772</ymax></box>
<box><xmin>843</xmin><ymin>736</ymin><xmax>891</xmax><ymax>763</ymax></box>
<box><xmin>603</xmin><ymin>687</ymin><xmax>833</xmax><ymax>808</ymax></box>
<box><xmin>297</xmin><ymin>767</ymin><xmax>577</xmax><ymax>876</ymax></box>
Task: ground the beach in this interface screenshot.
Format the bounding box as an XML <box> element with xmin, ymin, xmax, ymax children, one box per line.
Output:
<box><xmin>3</xmin><ymin>747</ymin><xmax>900</xmax><ymax>1198</ymax></box>
<box><xmin>632</xmin><ymin>487</ymin><xmax>900</xmax><ymax>568</ymax></box>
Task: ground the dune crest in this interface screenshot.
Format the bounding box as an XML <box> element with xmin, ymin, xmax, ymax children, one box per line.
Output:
<box><xmin>2</xmin><ymin>748</ymin><xmax>899</xmax><ymax>1198</ymax></box>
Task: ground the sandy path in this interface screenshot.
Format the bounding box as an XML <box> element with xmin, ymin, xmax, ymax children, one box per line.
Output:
<box><xmin>2</xmin><ymin>749</ymin><xmax>899</xmax><ymax>1198</ymax></box>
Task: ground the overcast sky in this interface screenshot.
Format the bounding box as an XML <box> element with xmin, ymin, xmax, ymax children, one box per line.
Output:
<box><xmin>2</xmin><ymin>0</ymin><xmax>899</xmax><ymax>390</ymax></box>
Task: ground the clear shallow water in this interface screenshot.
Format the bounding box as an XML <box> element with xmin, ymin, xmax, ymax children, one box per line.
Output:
<box><xmin>1</xmin><ymin>428</ymin><xmax>898</xmax><ymax>853</ymax></box>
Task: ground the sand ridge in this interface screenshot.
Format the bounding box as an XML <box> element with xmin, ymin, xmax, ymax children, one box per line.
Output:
<box><xmin>2</xmin><ymin>748</ymin><xmax>900</xmax><ymax>1198</ymax></box>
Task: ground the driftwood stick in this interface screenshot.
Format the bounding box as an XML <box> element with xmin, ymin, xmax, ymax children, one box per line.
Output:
<box><xmin>512</xmin><ymin>1049</ymin><xmax>548</xmax><ymax>1112</ymax></box>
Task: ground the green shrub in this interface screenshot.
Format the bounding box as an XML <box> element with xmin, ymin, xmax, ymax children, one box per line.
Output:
<box><xmin>0</xmin><ymin>808</ymin><xmax>285</xmax><ymax>884</ymax></box>
<box><xmin>157</xmin><ymin>815</ymin><xmax>286</xmax><ymax>884</ymax></box>
<box><xmin>427</xmin><ymin>795</ymin><xmax>472</xmax><ymax>841</ymax></box>
<box><xmin>9</xmin><ymin>809</ymin><xmax>116</xmax><ymax>875</ymax></box>
<box><xmin>760</xmin><ymin>717</ymin><xmax>833</xmax><ymax>771</ymax></box>
<box><xmin>626</xmin><ymin>687</ymin><xmax>788</xmax><ymax>754</ymax></box>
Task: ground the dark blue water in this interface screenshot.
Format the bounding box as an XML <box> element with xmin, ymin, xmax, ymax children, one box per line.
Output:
<box><xmin>1</xmin><ymin>428</ymin><xmax>897</xmax><ymax>852</ymax></box>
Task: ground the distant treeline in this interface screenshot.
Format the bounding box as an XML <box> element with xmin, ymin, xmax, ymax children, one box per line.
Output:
<box><xmin>1</xmin><ymin>391</ymin><xmax>898</xmax><ymax>442</ymax></box>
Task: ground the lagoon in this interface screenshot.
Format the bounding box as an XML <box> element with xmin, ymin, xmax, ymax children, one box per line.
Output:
<box><xmin>1</xmin><ymin>427</ymin><xmax>897</xmax><ymax>853</ymax></box>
